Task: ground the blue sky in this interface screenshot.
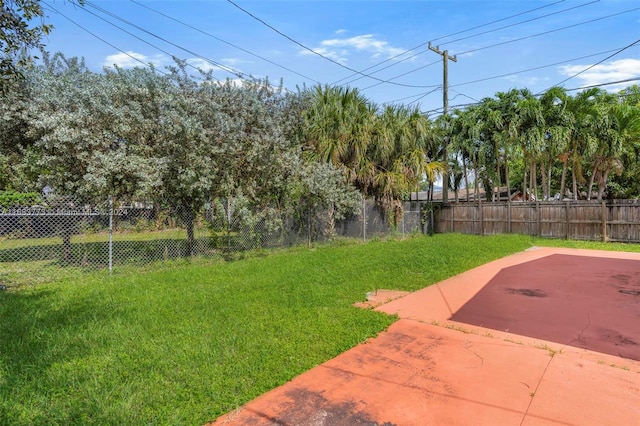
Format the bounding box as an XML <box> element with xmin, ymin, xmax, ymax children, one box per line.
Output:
<box><xmin>40</xmin><ymin>0</ymin><xmax>640</xmax><ymax>115</ymax></box>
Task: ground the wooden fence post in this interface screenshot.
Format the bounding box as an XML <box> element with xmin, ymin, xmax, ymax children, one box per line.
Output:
<box><xmin>424</xmin><ymin>201</ymin><xmax>640</xmax><ymax>243</ymax></box>
<box><xmin>602</xmin><ymin>201</ymin><xmax>607</xmax><ymax>242</ymax></box>
<box><xmin>565</xmin><ymin>201</ymin><xmax>570</xmax><ymax>239</ymax></box>
<box><xmin>450</xmin><ymin>203</ymin><xmax>454</xmax><ymax>232</ymax></box>
<box><xmin>478</xmin><ymin>197</ymin><xmax>483</xmax><ymax>235</ymax></box>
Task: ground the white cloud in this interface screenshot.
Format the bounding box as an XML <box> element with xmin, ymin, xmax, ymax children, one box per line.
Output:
<box><xmin>300</xmin><ymin>34</ymin><xmax>406</xmax><ymax>63</ymax></box>
<box><xmin>186</xmin><ymin>57</ymin><xmax>251</xmax><ymax>75</ymax></box>
<box><xmin>186</xmin><ymin>58</ymin><xmax>222</xmax><ymax>72</ymax></box>
<box><xmin>221</xmin><ymin>58</ymin><xmax>249</xmax><ymax>67</ymax></box>
<box><xmin>505</xmin><ymin>75</ymin><xmax>550</xmax><ymax>86</ymax></box>
<box><xmin>102</xmin><ymin>51</ymin><xmax>167</xmax><ymax>69</ymax></box>
<box><xmin>558</xmin><ymin>58</ymin><xmax>640</xmax><ymax>91</ymax></box>
<box><xmin>301</xmin><ymin>46</ymin><xmax>350</xmax><ymax>63</ymax></box>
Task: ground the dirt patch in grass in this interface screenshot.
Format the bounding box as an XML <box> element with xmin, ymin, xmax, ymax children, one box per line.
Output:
<box><xmin>353</xmin><ymin>289</ymin><xmax>410</xmax><ymax>309</ymax></box>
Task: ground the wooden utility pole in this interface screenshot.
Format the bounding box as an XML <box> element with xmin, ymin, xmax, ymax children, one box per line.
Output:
<box><xmin>428</xmin><ymin>42</ymin><xmax>457</xmax><ymax>203</ymax></box>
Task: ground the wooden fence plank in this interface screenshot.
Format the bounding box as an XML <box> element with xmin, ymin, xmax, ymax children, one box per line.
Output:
<box><xmin>435</xmin><ymin>201</ymin><xmax>640</xmax><ymax>243</ymax></box>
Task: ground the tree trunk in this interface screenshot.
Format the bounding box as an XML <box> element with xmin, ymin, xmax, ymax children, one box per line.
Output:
<box><xmin>184</xmin><ymin>208</ymin><xmax>196</xmax><ymax>257</ymax></box>
<box><xmin>495</xmin><ymin>156</ymin><xmax>501</xmax><ymax>202</ymax></box>
<box><xmin>587</xmin><ymin>164</ymin><xmax>598</xmax><ymax>201</ymax></box>
<box><xmin>531</xmin><ymin>159</ymin><xmax>538</xmax><ymax>201</ymax></box>
<box><xmin>547</xmin><ymin>160</ymin><xmax>552</xmax><ymax>199</ymax></box>
<box><xmin>540</xmin><ymin>160</ymin><xmax>547</xmax><ymax>200</ymax></box>
<box><xmin>463</xmin><ymin>160</ymin><xmax>470</xmax><ymax>202</ymax></box>
<box><xmin>62</xmin><ymin>231</ymin><xmax>72</xmax><ymax>264</ymax></box>
<box><xmin>523</xmin><ymin>163</ymin><xmax>528</xmax><ymax>202</ymax></box>
<box><xmin>474</xmin><ymin>163</ymin><xmax>480</xmax><ymax>200</ymax></box>
<box><xmin>597</xmin><ymin>167</ymin><xmax>610</xmax><ymax>202</ymax></box>
<box><xmin>505</xmin><ymin>159</ymin><xmax>511</xmax><ymax>203</ymax></box>
<box><xmin>572</xmin><ymin>165</ymin><xmax>578</xmax><ymax>200</ymax></box>
<box><xmin>60</xmin><ymin>216</ymin><xmax>75</xmax><ymax>264</ymax></box>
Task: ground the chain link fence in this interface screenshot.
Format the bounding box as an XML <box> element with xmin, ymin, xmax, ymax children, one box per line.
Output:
<box><xmin>0</xmin><ymin>199</ymin><xmax>428</xmax><ymax>288</ymax></box>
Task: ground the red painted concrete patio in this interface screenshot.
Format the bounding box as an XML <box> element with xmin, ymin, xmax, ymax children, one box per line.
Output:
<box><xmin>211</xmin><ymin>247</ymin><xmax>640</xmax><ymax>426</ymax></box>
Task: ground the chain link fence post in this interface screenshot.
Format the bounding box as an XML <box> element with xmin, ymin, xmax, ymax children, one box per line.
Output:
<box><xmin>108</xmin><ymin>196</ymin><xmax>113</xmax><ymax>274</ymax></box>
<box><xmin>3</xmin><ymin>195</ymin><xmax>426</xmax><ymax>288</ymax></box>
<box><xmin>362</xmin><ymin>198</ymin><xmax>366</xmax><ymax>242</ymax></box>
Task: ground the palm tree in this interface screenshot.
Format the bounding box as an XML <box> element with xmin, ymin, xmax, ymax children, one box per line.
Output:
<box><xmin>304</xmin><ymin>86</ymin><xmax>439</xmax><ymax>224</ymax></box>
<box><xmin>305</xmin><ymin>85</ymin><xmax>371</xmax><ymax>166</ymax></box>
<box><xmin>472</xmin><ymin>97</ymin><xmax>505</xmax><ymax>201</ymax></box>
<box><xmin>371</xmin><ymin>105</ymin><xmax>439</xmax><ymax>222</ymax></box>
<box><xmin>449</xmin><ymin>108</ymin><xmax>476</xmax><ymax>201</ymax></box>
<box><xmin>515</xmin><ymin>90</ymin><xmax>545</xmax><ymax>201</ymax></box>
<box><xmin>588</xmin><ymin>96</ymin><xmax>640</xmax><ymax>201</ymax></box>
<box><xmin>564</xmin><ymin>88</ymin><xmax>600</xmax><ymax>200</ymax></box>
<box><xmin>497</xmin><ymin>89</ymin><xmax>541</xmax><ymax>202</ymax></box>
<box><xmin>539</xmin><ymin>87</ymin><xmax>571</xmax><ymax>200</ymax></box>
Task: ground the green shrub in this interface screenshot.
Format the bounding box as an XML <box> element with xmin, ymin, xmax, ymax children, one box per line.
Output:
<box><xmin>0</xmin><ymin>190</ymin><xmax>42</xmax><ymax>208</ymax></box>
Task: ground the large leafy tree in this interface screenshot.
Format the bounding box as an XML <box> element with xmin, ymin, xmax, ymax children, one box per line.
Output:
<box><xmin>20</xmin><ymin>56</ymin><xmax>360</xmax><ymax>254</ymax></box>
<box><xmin>0</xmin><ymin>75</ymin><xmax>35</xmax><ymax>190</ymax></box>
<box><xmin>24</xmin><ymin>54</ymin><xmax>161</xmax><ymax>202</ymax></box>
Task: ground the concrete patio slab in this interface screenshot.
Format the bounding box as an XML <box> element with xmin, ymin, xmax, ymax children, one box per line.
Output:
<box><xmin>211</xmin><ymin>247</ymin><xmax>640</xmax><ymax>426</ymax></box>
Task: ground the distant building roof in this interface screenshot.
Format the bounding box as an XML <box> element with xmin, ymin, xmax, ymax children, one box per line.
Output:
<box><xmin>407</xmin><ymin>187</ymin><xmax>527</xmax><ymax>202</ymax></box>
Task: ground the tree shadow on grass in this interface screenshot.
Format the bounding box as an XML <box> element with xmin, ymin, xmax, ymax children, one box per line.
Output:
<box><xmin>0</xmin><ymin>285</ymin><xmax>137</xmax><ymax>424</ymax></box>
<box><xmin>0</xmin><ymin>237</ymin><xmax>226</xmax><ymax>268</ymax></box>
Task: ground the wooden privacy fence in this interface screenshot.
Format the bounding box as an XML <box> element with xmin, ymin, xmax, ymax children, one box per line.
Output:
<box><xmin>435</xmin><ymin>200</ymin><xmax>640</xmax><ymax>243</ymax></box>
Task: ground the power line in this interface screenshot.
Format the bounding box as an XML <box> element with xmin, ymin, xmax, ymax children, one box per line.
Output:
<box><xmin>544</xmin><ymin>38</ymin><xmax>640</xmax><ymax>92</ymax></box>
<box><xmin>436</xmin><ymin>0</ymin><xmax>600</xmax><ymax>47</ymax></box>
<box><xmin>333</xmin><ymin>0</ymin><xmax>569</xmax><ymax>87</ymax></box>
<box><xmin>564</xmin><ymin>77</ymin><xmax>640</xmax><ymax>92</ymax></box>
<box><xmin>331</xmin><ymin>43</ymin><xmax>427</xmax><ymax>86</ymax></box>
<box><xmin>340</xmin><ymin>1</ymin><xmax>622</xmax><ymax>95</ymax></box>
<box><xmin>225</xmin><ymin>0</ymin><xmax>439</xmax><ymax>88</ymax></box>
<box><xmin>129</xmin><ymin>0</ymin><xmax>321</xmax><ymax>85</ymax></box>
<box><xmin>383</xmin><ymin>87</ymin><xmax>442</xmax><ymax>105</ymax></box>
<box><xmin>406</xmin><ymin>87</ymin><xmax>443</xmax><ymax>107</ymax></box>
<box><xmin>450</xmin><ymin>46</ymin><xmax>629</xmax><ymax>88</ymax></box>
<box><xmin>430</xmin><ymin>0</ymin><xmax>566</xmax><ymax>44</ymax></box>
<box><xmin>80</xmin><ymin>0</ymin><xmax>251</xmax><ymax>80</ymax></box>
<box><xmin>456</xmin><ymin>7</ymin><xmax>640</xmax><ymax>56</ymax></box>
<box><xmin>42</xmin><ymin>1</ymin><xmax>169</xmax><ymax>75</ymax></box>
<box><xmin>450</xmin><ymin>90</ymin><xmax>480</xmax><ymax>103</ymax></box>
<box><xmin>427</xmin><ymin>77</ymin><xmax>640</xmax><ymax>115</ymax></box>
<box><xmin>361</xmin><ymin>59</ymin><xmax>441</xmax><ymax>91</ymax></box>
<box><xmin>339</xmin><ymin>48</ymin><xmax>429</xmax><ymax>87</ymax></box>
<box><xmin>396</xmin><ymin>45</ymin><xmax>636</xmax><ymax>111</ymax></box>
<box><xmin>353</xmin><ymin>1</ymin><xmax>626</xmax><ymax>95</ymax></box>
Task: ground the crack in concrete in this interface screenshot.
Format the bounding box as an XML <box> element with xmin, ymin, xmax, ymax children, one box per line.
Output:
<box><xmin>572</xmin><ymin>314</ymin><xmax>592</xmax><ymax>346</ymax></box>
<box><xmin>520</xmin><ymin>352</ymin><xmax>555</xmax><ymax>426</ymax></box>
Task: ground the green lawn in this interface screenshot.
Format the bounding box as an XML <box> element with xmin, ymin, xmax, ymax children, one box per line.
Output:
<box><xmin>0</xmin><ymin>228</ymin><xmax>198</xmax><ymax>250</ymax></box>
<box><xmin>0</xmin><ymin>234</ymin><xmax>638</xmax><ymax>425</ymax></box>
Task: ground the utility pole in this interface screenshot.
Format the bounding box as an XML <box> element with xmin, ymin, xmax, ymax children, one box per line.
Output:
<box><xmin>428</xmin><ymin>42</ymin><xmax>457</xmax><ymax>204</ymax></box>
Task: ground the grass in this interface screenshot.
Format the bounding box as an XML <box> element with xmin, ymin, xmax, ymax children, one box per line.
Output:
<box><xmin>0</xmin><ymin>228</ymin><xmax>222</xmax><ymax>287</ymax></box>
<box><xmin>0</xmin><ymin>228</ymin><xmax>197</xmax><ymax>250</ymax></box>
<box><xmin>0</xmin><ymin>233</ymin><xmax>637</xmax><ymax>425</ymax></box>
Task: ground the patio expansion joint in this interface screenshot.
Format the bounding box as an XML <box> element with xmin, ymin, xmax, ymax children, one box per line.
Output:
<box><xmin>519</xmin><ymin>349</ymin><xmax>557</xmax><ymax>426</ymax></box>
<box><xmin>435</xmin><ymin>283</ymin><xmax>454</xmax><ymax>317</ymax></box>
